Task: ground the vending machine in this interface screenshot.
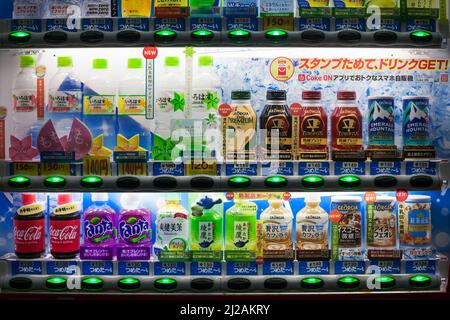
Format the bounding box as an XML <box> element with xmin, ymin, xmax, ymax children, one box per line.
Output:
<box><xmin>0</xmin><ymin>0</ymin><xmax>449</xmax><ymax>300</ymax></box>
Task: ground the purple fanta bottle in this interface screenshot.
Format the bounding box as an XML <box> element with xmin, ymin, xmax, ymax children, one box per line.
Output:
<box><xmin>80</xmin><ymin>193</ymin><xmax>117</xmax><ymax>260</ymax></box>
<box><xmin>117</xmin><ymin>194</ymin><xmax>152</xmax><ymax>260</ymax></box>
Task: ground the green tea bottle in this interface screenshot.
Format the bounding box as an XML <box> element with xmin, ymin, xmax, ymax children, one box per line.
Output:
<box><xmin>190</xmin><ymin>196</ymin><xmax>223</xmax><ymax>253</ymax></box>
<box><xmin>225</xmin><ymin>201</ymin><xmax>257</xmax><ymax>253</ymax></box>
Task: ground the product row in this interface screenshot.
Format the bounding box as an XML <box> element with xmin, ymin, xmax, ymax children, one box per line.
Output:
<box><xmin>8</xmin><ymin>54</ymin><xmax>434</xmax><ymax>163</ymax></box>
<box><xmin>12</xmin><ymin>192</ymin><xmax>433</xmax><ymax>262</ymax></box>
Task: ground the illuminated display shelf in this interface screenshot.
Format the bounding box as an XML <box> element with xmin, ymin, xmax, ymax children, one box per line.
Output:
<box><xmin>0</xmin><ymin>18</ymin><xmax>444</xmax><ymax>48</ymax></box>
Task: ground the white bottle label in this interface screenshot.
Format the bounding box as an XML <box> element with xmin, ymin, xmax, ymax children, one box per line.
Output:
<box><xmin>191</xmin><ymin>89</ymin><xmax>220</xmax><ymax>114</ymax></box>
<box><xmin>157</xmin><ymin>215</ymin><xmax>188</xmax><ymax>251</ymax></box>
<box><xmin>49</xmin><ymin>90</ymin><xmax>81</xmax><ymax>113</ymax></box>
<box><xmin>83</xmin><ymin>95</ymin><xmax>116</xmax><ymax>115</ymax></box>
<box><xmin>233</xmin><ymin>221</ymin><xmax>249</xmax><ymax>247</ymax></box>
<box><xmin>13</xmin><ymin>90</ymin><xmax>37</xmax><ymax>112</ymax></box>
<box><xmin>118</xmin><ymin>95</ymin><xmax>146</xmax><ymax>115</ymax></box>
<box><xmin>198</xmin><ymin>221</ymin><xmax>214</xmax><ymax>248</ymax></box>
<box><xmin>155</xmin><ymin>90</ymin><xmax>185</xmax><ymax>114</ymax></box>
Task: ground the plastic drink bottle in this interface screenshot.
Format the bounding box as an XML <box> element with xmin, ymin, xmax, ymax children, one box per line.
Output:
<box><xmin>260</xmin><ymin>200</ymin><xmax>293</xmax><ymax>252</ymax></box>
<box><xmin>190</xmin><ymin>196</ymin><xmax>223</xmax><ymax>252</ymax></box>
<box><xmin>225</xmin><ymin>201</ymin><xmax>257</xmax><ymax>253</ymax></box>
<box><xmin>83</xmin><ymin>193</ymin><xmax>116</xmax><ymax>246</ymax></box>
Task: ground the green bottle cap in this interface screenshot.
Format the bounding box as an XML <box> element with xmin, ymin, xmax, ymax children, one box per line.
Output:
<box><xmin>198</xmin><ymin>56</ymin><xmax>213</xmax><ymax>67</ymax></box>
<box><xmin>20</xmin><ymin>55</ymin><xmax>35</xmax><ymax>68</ymax></box>
<box><xmin>57</xmin><ymin>56</ymin><xmax>73</xmax><ymax>68</ymax></box>
<box><xmin>128</xmin><ymin>58</ymin><xmax>143</xmax><ymax>69</ymax></box>
<box><xmin>93</xmin><ymin>58</ymin><xmax>108</xmax><ymax>69</ymax></box>
<box><xmin>165</xmin><ymin>56</ymin><xmax>179</xmax><ymax>67</ymax></box>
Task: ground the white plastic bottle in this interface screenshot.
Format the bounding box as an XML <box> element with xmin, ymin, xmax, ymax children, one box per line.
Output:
<box><xmin>11</xmin><ymin>55</ymin><xmax>38</xmax><ymax>142</ymax></box>
<box><xmin>48</xmin><ymin>56</ymin><xmax>83</xmax><ymax>138</ymax></box>
<box><xmin>83</xmin><ymin>58</ymin><xmax>117</xmax><ymax>152</ymax></box>
<box><xmin>154</xmin><ymin>56</ymin><xmax>185</xmax><ymax>140</ymax></box>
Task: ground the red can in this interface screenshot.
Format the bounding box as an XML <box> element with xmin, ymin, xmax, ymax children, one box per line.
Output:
<box><xmin>13</xmin><ymin>193</ymin><xmax>45</xmax><ymax>259</ymax></box>
<box><xmin>49</xmin><ymin>194</ymin><xmax>81</xmax><ymax>259</ymax></box>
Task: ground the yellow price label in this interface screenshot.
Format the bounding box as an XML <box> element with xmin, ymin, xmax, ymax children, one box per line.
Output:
<box><xmin>12</xmin><ymin>162</ymin><xmax>39</xmax><ymax>176</ymax></box>
<box><xmin>118</xmin><ymin>162</ymin><xmax>147</xmax><ymax>176</ymax></box>
<box><xmin>263</xmin><ymin>16</ymin><xmax>294</xmax><ymax>31</ymax></box>
<box><xmin>83</xmin><ymin>156</ymin><xmax>111</xmax><ymax>176</ymax></box>
<box><xmin>186</xmin><ymin>161</ymin><xmax>217</xmax><ymax>176</ymax></box>
<box><xmin>41</xmin><ymin>163</ymin><xmax>72</xmax><ymax>176</ymax></box>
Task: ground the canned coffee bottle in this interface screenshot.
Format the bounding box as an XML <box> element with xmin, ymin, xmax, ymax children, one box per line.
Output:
<box><xmin>50</xmin><ymin>194</ymin><xmax>81</xmax><ymax>259</ymax></box>
<box><xmin>13</xmin><ymin>193</ymin><xmax>46</xmax><ymax>259</ymax></box>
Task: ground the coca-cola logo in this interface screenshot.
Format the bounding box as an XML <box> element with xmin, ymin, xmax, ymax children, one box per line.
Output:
<box><xmin>14</xmin><ymin>226</ymin><xmax>43</xmax><ymax>241</ymax></box>
<box><xmin>50</xmin><ymin>225</ymin><xmax>79</xmax><ymax>241</ymax></box>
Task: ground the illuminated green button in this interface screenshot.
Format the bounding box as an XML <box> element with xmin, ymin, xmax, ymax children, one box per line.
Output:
<box><xmin>81</xmin><ymin>277</ymin><xmax>104</xmax><ymax>291</ymax></box>
<box><xmin>46</xmin><ymin>277</ymin><xmax>67</xmax><ymax>291</ymax></box>
<box><xmin>302</xmin><ymin>176</ymin><xmax>324</xmax><ymax>189</ymax></box>
<box><xmin>409</xmin><ymin>275</ymin><xmax>431</xmax><ymax>288</ymax></box>
<box><xmin>9</xmin><ymin>31</ymin><xmax>31</xmax><ymax>44</ymax></box>
<box><xmin>118</xmin><ymin>277</ymin><xmax>140</xmax><ymax>291</ymax></box>
<box><xmin>374</xmin><ymin>276</ymin><xmax>396</xmax><ymax>290</ymax></box>
<box><xmin>154</xmin><ymin>29</ymin><xmax>177</xmax><ymax>42</ymax></box>
<box><xmin>337</xmin><ymin>276</ymin><xmax>360</xmax><ymax>289</ymax></box>
<box><xmin>8</xmin><ymin>176</ymin><xmax>31</xmax><ymax>189</ymax></box>
<box><xmin>154</xmin><ymin>278</ymin><xmax>177</xmax><ymax>291</ymax></box>
<box><xmin>80</xmin><ymin>176</ymin><xmax>103</xmax><ymax>189</ymax></box>
<box><xmin>265</xmin><ymin>29</ymin><xmax>288</xmax><ymax>42</ymax></box>
<box><xmin>338</xmin><ymin>175</ymin><xmax>361</xmax><ymax>188</ymax></box>
<box><xmin>228</xmin><ymin>29</ymin><xmax>251</xmax><ymax>42</ymax></box>
<box><xmin>191</xmin><ymin>29</ymin><xmax>214</xmax><ymax>42</ymax></box>
<box><xmin>44</xmin><ymin>176</ymin><xmax>66</xmax><ymax>188</ymax></box>
<box><xmin>228</xmin><ymin>176</ymin><xmax>251</xmax><ymax>188</ymax></box>
<box><xmin>301</xmin><ymin>277</ymin><xmax>323</xmax><ymax>290</ymax></box>
<box><xmin>265</xmin><ymin>176</ymin><xmax>288</xmax><ymax>188</ymax></box>
<box><xmin>410</xmin><ymin>30</ymin><xmax>432</xmax><ymax>43</ymax></box>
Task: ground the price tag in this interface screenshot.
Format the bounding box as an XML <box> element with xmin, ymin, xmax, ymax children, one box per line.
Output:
<box><xmin>11</xmin><ymin>162</ymin><xmax>39</xmax><ymax>176</ymax></box>
<box><xmin>41</xmin><ymin>163</ymin><xmax>72</xmax><ymax>176</ymax></box>
<box><xmin>117</xmin><ymin>162</ymin><xmax>147</xmax><ymax>176</ymax></box>
<box><xmin>263</xmin><ymin>16</ymin><xmax>294</xmax><ymax>31</ymax></box>
<box><xmin>186</xmin><ymin>161</ymin><xmax>217</xmax><ymax>176</ymax></box>
<box><xmin>83</xmin><ymin>156</ymin><xmax>110</xmax><ymax>176</ymax></box>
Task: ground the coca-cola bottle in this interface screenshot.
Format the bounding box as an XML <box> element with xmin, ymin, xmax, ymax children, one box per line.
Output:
<box><xmin>50</xmin><ymin>194</ymin><xmax>81</xmax><ymax>259</ymax></box>
<box><xmin>13</xmin><ymin>193</ymin><xmax>45</xmax><ymax>259</ymax></box>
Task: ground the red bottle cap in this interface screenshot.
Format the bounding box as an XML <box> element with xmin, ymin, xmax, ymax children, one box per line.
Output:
<box><xmin>302</xmin><ymin>90</ymin><xmax>321</xmax><ymax>101</ymax></box>
<box><xmin>337</xmin><ymin>91</ymin><xmax>356</xmax><ymax>100</ymax></box>
<box><xmin>57</xmin><ymin>194</ymin><xmax>72</xmax><ymax>205</ymax></box>
<box><xmin>21</xmin><ymin>193</ymin><xmax>36</xmax><ymax>206</ymax></box>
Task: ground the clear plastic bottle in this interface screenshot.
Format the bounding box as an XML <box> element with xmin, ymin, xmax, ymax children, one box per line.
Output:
<box><xmin>47</xmin><ymin>56</ymin><xmax>83</xmax><ymax>139</ymax></box>
<box><xmin>260</xmin><ymin>200</ymin><xmax>293</xmax><ymax>252</ymax></box>
<box><xmin>225</xmin><ymin>201</ymin><xmax>257</xmax><ymax>254</ymax></box>
<box><xmin>296</xmin><ymin>194</ymin><xmax>329</xmax><ymax>251</ymax></box>
<box><xmin>10</xmin><ymin>55</ymin><xmax>39</xmax><ymax>160</ymax></box>
<box><xmin>154</xmin><ymin>56</ymin><xmax>185</xmax><ymax>141</ymax></box>
<box><xmin>83</xmin><ymin>58</ymin><xmax>117</xmax><ymax>152</ymax></box>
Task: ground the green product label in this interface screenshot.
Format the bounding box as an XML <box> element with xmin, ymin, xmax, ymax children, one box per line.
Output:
<box><xmin>151</xmin><ymin>134</ymin><xmax>179</xmax><ymax>161</ymax></box>
<box><xmin>331</xmin><ymin>222</ymin><xmax>339</xmax><ymax>260</ymax></box>
<box><xmin>299</xmin><ymin>7</ymin><xmax>332</xmax><ymax>17</ymax></box>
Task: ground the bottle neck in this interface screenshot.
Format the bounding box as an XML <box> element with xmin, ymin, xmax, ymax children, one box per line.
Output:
<box><xmin>232</xmin><ymin>99</ymin><xmax>251</xmax><ymax>104</ymax></box>
<box><xmin>266</xmin><ymin>100</ymin><xmax>286</xmax><ymax>105</ymax></box>
<box><xmin>306</xmin><ymin>202</ymin><xmax>319</xmax><ymax>207</ymax></box>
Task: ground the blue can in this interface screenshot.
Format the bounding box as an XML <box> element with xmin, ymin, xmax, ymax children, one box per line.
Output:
<box><xmin>402</xmin><ymin>97</ymin><xmax>431</xmax><ymax>147</ymax></box>
<box><xmin>368</xmin><ymin>96</ymin><xmax>395</xmax><ymax>146</ymax></box>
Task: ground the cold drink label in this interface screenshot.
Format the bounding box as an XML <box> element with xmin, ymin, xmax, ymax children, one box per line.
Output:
<box><xmin>233</xmin><ymin>221</ymin><xmax>250</xmax><ymax>248</ymax></box>
<box><xmin>370</xmin><ymin>260</ymin><xmax>401</xmax><ymax>274</ymax></box>
<box><xmin>402</xmin><ymin>97</ymin><xmax>431</xmax><ymax>146</ymax></box>
<box><xmin>47</xmin><ymin>261</ymin><xmax>78</xmax><ymax>275</ymax></box>
<box><xmin>154</xmin><ymin>262</ymin><xmax>186</xmax><ymax>276</ymax></box>
<box><xmin>299</xmin><ymin>260</ymin><xmax>330</xmax><ymax>275</ymax></box>
<box><xmin>84</xmin><ymin>214</ymin><xmax>115</xmax><ymax>245</ymax></box>
<box><xmin>83</xmin><ymin>95</ymin><xmax>116</xmax><ymax>115</ymax></box>
<box><xmin>226</xmin><ymin>262</ymin><xmax>257</xmax><ymax>275</ymax></box>
<box><xmin>155</xmin><ymin>90</ymin><xmax>185</xmax><ymax>113</ymax></box>
<box><xmin>13</xmin><ymin>90</ymin><xmax>37</xmax><ymax>112</ymax></box>
<box><xmin>14</xmin><ymin>218</ymin><xmax>45</xmax><ymax>254</ymax></box>
<box><xmin>334</xmin><ymin>260</ymin><xmax>365</xmax><ymax>274</ymax></box>
<box><xmin>118</xmin><ymin>261</ymin><xmax>150</xmax><ymax>276</ymax></box>
<box><xmin>198</xmin><ymin>221</ymin><xmax>214</xmax><ymax>249</ymax></box>
<box><xmin>48</xmin><ymin>90</ymin><xmax>82</xmax><ymax>113</ymax></box>
<box><xmin>405</xmin><ymin>260</ymin><xmax>436</xmax><ymax>274</ymax></box>
<box><xmin>50</xmin><ymin>219</ymin><xmax>80</xmax><ymax>254</ymax></box>
<box><xmin>263</xmin><ymin>261</ymin><xmax>294</xmax><ymax>275</ymax></box>
<box><xmin>11</xmin><ymin>261</ymin><xmax>42</xmax><ymax>275</ymax></box>
<box><xmin>82</xmin><ymin>261</ymin><xmax>114</xmax><ymax>275</ymax></box>
<box><xmin>368</xmin><ymin>97</ymin><xmax>395</xmax><ymax>146</ymax></box>
<box><xmin>191</xmin><ymin>262</ymin><xmax>222</xmax><ymax>276</ymax></box>
<box><xmin>118</xmin><ymin>95</ymin><xmax>146</xmax><ymax>115</ymax></box>
<box><xmin>299</xmin><ymin>17</ymin><xmax>331</xmax><ymax>31</ymax></box>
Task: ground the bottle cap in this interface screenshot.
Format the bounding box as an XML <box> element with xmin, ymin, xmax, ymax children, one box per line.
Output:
<box><xmin>128</xmin><ymin>58</ymin><xmax>142</xmax><ymax>69</ymax></box>
<box><xmin>305</xmin><ymin>194</ymin><xmax>321</xmax><ymax>204</ymax></box>
<box><xmin>93</xmin><ymin>58</ymin><xmax>108</xmax><ymax>69</ymax></box>
<box><xmin>91</xmin><ymin>193</ymin><xmax>109</xmax><ymax>202</ymax></box>
<box><xmin>231</xmin><ymin>90</ymin><xmax>251</xmax><ymax>100</ymax></box>
<box><xmin>57</xmin><ymin>56</ymin><xmax>73</xmax><ymax>68</ymax></box>
<box><xmin>57</xmin><ymin>194</ymin><xmax>73</xmax><ymax>205</ymax></box>
<box><xmin>269</xmin><ymin>200</ymin><xmax>283</xmax><ymax>208</ymax></box>
<box><xmin>302</xmin><ymin>90</ymin><xmax>321</xmax><ymax>101</ymax></box>
<box><xmin>198</xmin><ymin>56</ymin><xmax>213</xmax><ymax>67</ymax></box>
<box><xmin>337</xmin><ymin>91</ymin><xmax>356</xmax><ymax>101</ymax></box>
<box><xmin>165</xmin><ymin>56</ymin><xmax>179</xmax><ymax>67</ymax></box>
<box><xmin>267</xmin><ymin>90</ymin><xmax>286</xmax><ymax>101</ymax></box>
<box><xmin>121</xmin><ymin>193</ymin><xmax>141</xmax><ymax>210</ymax></box>
<box><xmin>20</xmin><ymin>55</ymin><xmax>35</xmax><ymax>68</ymax></box>
<box><xmin>21</xmin><ymin>193</ymin><xmax>36</xmax><ymax>206</ymax></box>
